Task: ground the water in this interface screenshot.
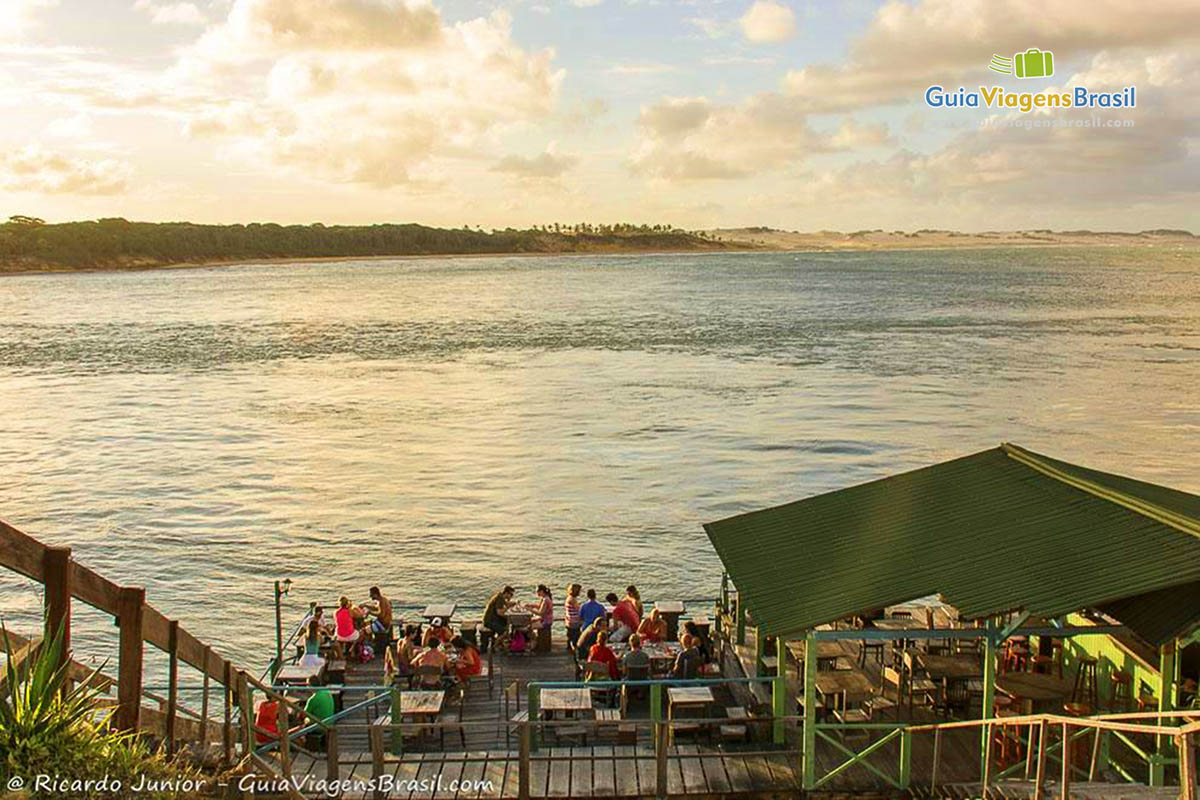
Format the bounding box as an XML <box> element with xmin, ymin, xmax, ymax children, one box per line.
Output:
<box><xmin>1</xmin><ymin>247</ymin><xmax>1198</xmax><ymax>676</ymax></box>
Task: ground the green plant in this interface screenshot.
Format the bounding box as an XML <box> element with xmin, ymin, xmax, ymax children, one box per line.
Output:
<box><xmin>0</xmin><ymin>626</ymin><xmax>205</xmax><ymax>798</ymax></box>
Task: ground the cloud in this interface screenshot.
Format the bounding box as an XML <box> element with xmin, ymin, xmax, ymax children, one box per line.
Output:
<box><xmin>630</xmin><ymin>93</ymin><xmax>881</xmax><ymax>181</ymax></box>
<box><xmin>807</xmin><ymin>49</ymin><xmax>1200</xmax><ymax>208</ymax></box>
<box><xmin>133</xmin><ymin>0</ymin><xmax>206</xmax><ymax>25</ymax></box>
<box><xmin>739</xmin><ymin>1</ymin><xmax>796</xmax><ymax>44</ymax></box>
<box><xmin>686</xmin><ymin>16</ymin><xmax>730</xmax><ymax>40</ymax></box>
<box><xmin>781</xmin><ymin>0</ymin><xmax>1200</xmax><ymax>113</ymax></box>
<box><xmin>492</xmin><ymin>146</ymin><xmax>578</xmax><ymax>179</ymax></box>
<box><xmin>607</xmin><ymin>62</ymin><xmax>677</xmax><ymax>75</ymax></box>
<box><xmin>162</xmin><ymin>0</ymin><xmax>563</xmax><ymax>187</ymax></box>
<box><xmin>572</xmin><ymin>0</ymin><xmax>603</xmax><ymax>6</ymax></box>
<box><xmin>0</xmin><ymin>145</ymin><xmax>129</xmax><ymax>195</ymax></box>
<box><xmin>0</xmin><ymin>0</ymin><xmax>57</xmax><ymax>41</ymax></box>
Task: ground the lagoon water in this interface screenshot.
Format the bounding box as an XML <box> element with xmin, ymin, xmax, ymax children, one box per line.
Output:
<box><xmin>2</xmin><ymin>247</ymin><xmax>1199</xmax><ymax>673</ymax></box>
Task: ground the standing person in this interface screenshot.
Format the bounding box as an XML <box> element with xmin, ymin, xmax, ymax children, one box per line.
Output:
<box><xmin>625</xmin><ymin>585</ymin><xmax>644</xmax><ymax>618</ymax></box>
<box><xmin>578</xmin><ymin>589</ymin><xmax>606</xmax><ymax>631</ymax></box>
<box><xmin>611</xmin><ymin>591</ymin><xmax>641</xmax><ymax>643</ymax></box>
<box><xmin>564</xmin><ymin>584</ymin><xmax>583</xmax><ymax>653</ymax></box>
<box><xmin>300</xmin><ymin>618</ymin><xmax>325</xmax><ymax>668</ymax></box>
<box><xmin>481</xmin><ymin>585</ymin><xmax>515</xmax><ymax>653</ymax></box>
<box><xmin>368</xmin><ymin>586</ymin><xmax>393</xmax><ymax>638</ymax></box>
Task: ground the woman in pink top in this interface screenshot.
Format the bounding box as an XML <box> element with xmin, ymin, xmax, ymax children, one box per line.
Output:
<box><xmin>334</xmin><ymin>595</ymin><xmax>363</xmax><ymax>644</ymax></box>
<box><xmin>527</xmin><ymin>585</ymin><xmax>554</xmax><ymax>629</ymax></box>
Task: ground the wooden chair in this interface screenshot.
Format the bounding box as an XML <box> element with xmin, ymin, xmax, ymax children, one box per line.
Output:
<box><xmin>502</xmin><ymin>680</ymin><xmax>528</xmax><ymax>749</ymax></box>
<box><xmin>719</xmin><ymin>706</ymin><xmax>748</xmax><ymax>745</ymax></box>
<box><xmin>1109</xmin><ymin>670</ymin><xmax>1132</xmax><ymax>712</ymax></box>
<box><xmin>583</xmin><ymin>661</ymin><xmax>615</xmax><ymax>707</ymax></box>
<box><xmin>880</xmin><ymin>666</ymin><xmax>905</xmax><ymax>715</ymax></box>
<box><xmin>413</xmin><ymin>664</ymin><xmax>444</xmax><ymax>690</ymax></box>
<box><xmin>438</xmin><ymin>691</ymin><xmax>468</xmax><ymax>750</ymax></box>
<box><xmin>465</xmin><ymin>647</ymin><xmax>495</xmax><ymax>699</ymax></box>
<box><xmin>903</xmin><ymin>651</ymin><xmax>939</xmax><ymax>716</ymax></box>
<box><xmin>621</xmin><ymin>663</ymin><xmax>651</xmax><ymax>716</ymax></box>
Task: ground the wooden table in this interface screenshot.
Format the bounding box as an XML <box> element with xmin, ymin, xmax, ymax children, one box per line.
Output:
<box><xmin>814</xmin><ymin>669</ymin><xmax>876</xmax><ymax>714</ymax></box>
<box><xmin>539</xmin><ymin>688</ymin><xmax>594</xmax><ymax>716</ymax></box>
<box><xmin>787</xmin><ymin>639</ymin><xmax>852</xmax><ymax>671</ymax></box>
<box><xmin>400</xmin><ymin>690</ymin><xmax>446</xmax><ymax>717</ymax></box>
<box><xmin>421</xmin><ymin>603</ymin><xmax>457</xmax><ymax>621</ymax></box>
<box><xmin>997</xmin><ymin>672</ymin><xmax>1075</xmax><ymax>706</ymax></box>
<box><xmin>655</xmin><ymin>601</ymin><xmax>686</xmax><ymax>640</ymax></box>
<box><xmin>276</xmin><ymin>662</ymin><xmax>325</xmax><ymax>685</ymax></box>
<box><xmin>668</xmin><ymin>686</ymin><xmax>713</xmax><ymax>742</ymax></box>
<box><xmin>916</xmin><ymin>653</ymin><xmax>981</xmax><ymax>681</ymax></box>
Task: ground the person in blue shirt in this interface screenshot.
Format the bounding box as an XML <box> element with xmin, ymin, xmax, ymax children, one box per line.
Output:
<box><xmin>578</xmin><ymin>589</ymin><xmax>606</xmax><ymax>631</ymax></box>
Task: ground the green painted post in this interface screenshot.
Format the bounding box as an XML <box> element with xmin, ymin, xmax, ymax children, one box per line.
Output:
<box><xmin>899</xmin><ymin>728</ymin><xmax>912</xmax><ymax>789</ymax></box>
<box><xmin>390</xmin><ymin>684</ymin><xmax>403</xmax><ymax>755</ymax></box>
<box><xmin>735</xmin><ymin>593</ymin><xmax>746</xmax><ymax>646</ymax></box>
<box><xmin>650</xmin><ymin>682</ymin><xmax>663</xmax><ymax>757</ymax></box>
<box><xmin>527</xmin><ymin>684</ymin><xmax>541</xmax><ymax>753</ymax></box>
<box><xmin>1151</xmin><ymin>641</ymin><xmax>1176</xmax><ymax>787</ymax></box>
<box><xmin>772</xmin><ymin>661</ymin><xmax>786</xmax><ymax>745</ymax></box>
<box><xmin>980</xmin><ymin>619</ymin><xmax>997</xmax><ymax>781</ymax></box>
<box><xmin>802</xmin><ymin>631</ymin><xmax>818</xmax><ymax>790</ymax></box>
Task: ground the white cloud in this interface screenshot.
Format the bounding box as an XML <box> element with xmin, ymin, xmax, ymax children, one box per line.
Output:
<box><xmin>492</xmin><ymin>145</ymin><xmax>578</xmax><ymax>179</ymax></box>
<box><xmin>0</xmin><ymin>145</ymin><xmax>129</xmax><ymax>195</ymax></box>
<box><xmin>163</xmin><ymin>0</ymin><xmax>563</xmax><ymax>187</ymax></box>
<box><xmin>781</xmin><ymin>0</ymin><xmax>1200</xmax><ymax>113</ymax></box>
<box><xmin>0</xmin><ymin>0</ymin><xmax>57</xmax><ymax>41</ymax></box>
<box><xmin>739</xmin><ymin>1</ymin><xmax>796</xmax><ymax>44</ymax></box>
<box><xmin>133</xmin><ymin>0</ymin><xmax>206</xmax><ymax>25</ymax></box>
<box><xmin>607</xmin><ymin>62</ymin><xmax>677</xmax><ymax>75</ymax></box>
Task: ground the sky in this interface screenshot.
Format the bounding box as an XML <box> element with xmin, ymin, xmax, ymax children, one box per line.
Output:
<box><xmin>1</xmin><ymin>0</ymin><xmax>1198</xmax><ymax>231</ymax></box>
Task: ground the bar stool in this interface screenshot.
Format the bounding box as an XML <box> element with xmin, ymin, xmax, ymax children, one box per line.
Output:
<box><xmin>1070</xmin><ymin>657</ymin><xmax>1099</xmax><ymax>712</ymax></box>
<box><xmin>1002</xmin><ymin>638</ymin><xmax>1030</xmax><ymax>673</ymax></box>
<box><xmin>990</xmin><ymin>706</ymin><xmax>1024</xmax><ymax>767</ymax></box>
<box><xmin>1109</xmin><ymin>671</ymin><xmax>1132</xmax><ymax>712</ymax></box>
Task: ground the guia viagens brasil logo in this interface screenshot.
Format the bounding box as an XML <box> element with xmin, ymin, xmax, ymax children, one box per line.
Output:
<box><xmin>925</xmin><ymin>48</ymin><xmax>1135</xmax><ymax>112</ymax></box>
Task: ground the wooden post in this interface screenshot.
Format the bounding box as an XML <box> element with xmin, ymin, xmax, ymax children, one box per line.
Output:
<box><xmin>735</xmin><ymin>593</ymin><xmax>746</xmax><ymax>646</ymax></box>
<box><xmin>200</xmin><ymin>668</ymin><xmax>211</xmax><ymax>748</ymax></box>
<box><xmin>982</xmin><ymin>720</ymin><xmax>993</xmax><ymax>793</ymax></box>
<box><xmin>1179</xmin><ymin>732</ymin><xmax>1196</xmax><ymax>800</ymax></box>
<box><xmin>1033</xmin><ymin>719</ymin><xmax>1048</xmax><ymax>800</ymax></box>
<box><xmin>518</xmin><ymin>722</ymin><xmax>531</xmax><ymax>800</ymax></box>
<box><xmin>326</xmin><ymin>727</ymin><xmax>340</xmax><ymax>782</ymax></box>
<box><xmin>931</xmin><ymin>728</ymin><xmax>942</xmax><ymax>791</ymax></box>
<box><xmin>115</xmin><ymin>586</ymin><xmax>145</xmax><ymax>733</ymax></box>
<box><xmin>369</xmin><ymin>717</ymin><xmax>384</xmax><ymax>800</ymax></box>
<box><xmin>42</xmin><ymin>547</ymin><xmax>71</xmax><ymax>687</ymax></box>
<box><xmin>754</xmin><ymin>629</ymin><xmax>765</xmax><ymax>678</ymax></box>
<box><xmin>390</xmin><ymin>684</ymin><xmax>403</xmax><ymax>756</ymax></box>
<box><xmin>278</xmin><ymin>700</ymin><xmax>291</xmax><ymax>779</ymax></box>
<box><xmin>899</xmin><ymin>728</ymin><xmax>912</xmax><ymax>790</ymax></box>
<box><xmin>980</xmin><ymin>620</ymin><xmax>997</xmax><ymax>781</ymax></box>
<box><xmin>1060</xmin><ymin>723</ymin><xmax>1070</xmax><ymax>800</ymax></box>
<box><xmin>222</xmin><ymin>660</ymin><xmax>233</xmax><ymax>766</ymax></box>
<box><xmin>1152</xmin><ymin>640</ymin><xmax>1176</xmax><ymax>787</ymax></box>
<box><xmin>802</xmin><ymin>630</ymin><xmax>818</xmax><ymax>790</ymax></box>
<box><xmin>655</xmin><ymin>710</ymin><xmax>669</xmax><ymax>799</ymax></box>
<box><xmin>771</xmin><ymin>658</ymin><xmax>786</xmax><ymax>745</ymax></box>
<box><xmin>239</xmin><ymin>672</ymin><xmax>253</xmax><ymax>756</ymax></box>
<box><xmin>527</xmin><ymin>683</ymin><xmax>541</xmax><ymax>752</ymax></box>
<box><xmin>1088</xmin><ymin>725</ymin><xmax>1103</xmax><ymax>781</ymax></box>
<box><xmin>165</xmin><ymin>620</ymin><xmax>179</xmax><ymax>756</ymax></box>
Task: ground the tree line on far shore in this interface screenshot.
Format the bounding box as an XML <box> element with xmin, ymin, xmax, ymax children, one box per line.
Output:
<box><xmin>0</xmin><ymin>216</ymin><xmax>732</xmax><ymax>270</ymax></box>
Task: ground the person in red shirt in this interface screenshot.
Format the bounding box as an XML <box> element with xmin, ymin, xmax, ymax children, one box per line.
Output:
<box><xmin>637</xmin><ymin>609</ymin><xmax>667</xmax><ymax>644</ymax></box>
<box><xmin>611</xmin><ymin>592</ymin><xmax>641</xmax><ymax>643</ymax></box>
<box><xmin>587</xmin><ymin>630</ymin><xmax>620</xmax><ymax>680</ymax></box>
<box><xmin>254</xmin><ymin>697</ymin><xmax>280</xmax><ymax>745</ymax></box>
<box><xmin>451</xmin><ymin>636</ymin><xmax>482</xmax><ymax>684</ymax></box>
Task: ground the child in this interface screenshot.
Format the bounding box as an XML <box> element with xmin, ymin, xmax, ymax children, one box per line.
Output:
<box><xmin>564</xmin><ymin>583</ymin><xmax>583</xmax><ymax>653</ymax></box>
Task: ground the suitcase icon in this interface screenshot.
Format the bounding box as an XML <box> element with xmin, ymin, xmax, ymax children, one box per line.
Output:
<box><xmin>1014</xmin><ymin>48</ymin><xmax>1054</xmax><ymax>79</ymax></box>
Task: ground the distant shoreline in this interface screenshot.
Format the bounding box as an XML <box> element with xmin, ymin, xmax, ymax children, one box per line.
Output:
<box><xmin>3</xmin><ymin>223</ymin><xmax>1195</xmax><ymax>277</ymax></box>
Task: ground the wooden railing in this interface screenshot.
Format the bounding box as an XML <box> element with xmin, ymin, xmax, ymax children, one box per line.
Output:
<box><xmin>0</xmin><ymin>518</ymin><xmax>249</xmax><ymax>761</ymax></box>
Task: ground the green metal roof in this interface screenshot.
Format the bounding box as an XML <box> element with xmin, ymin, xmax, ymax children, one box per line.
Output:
<box><xmin>703</xmin><ymin>443</ymin><xmax>1200</xmax><ymax>646</ymax></box>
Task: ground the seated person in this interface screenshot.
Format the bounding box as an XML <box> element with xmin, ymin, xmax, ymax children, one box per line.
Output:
<box><xmin>300</xmin><ymin>618</ymin><xmax>326</xmax><ymax>668</ymax></box>
<box><xmin>482</xmin><ymin>585</ymin><xmax>516</xmax><ymax>653</ymax></box>
<box><xmin>578</xmin><ymin>589</ymin><xmax>606</xmax><ymax>630</ymax></box>
<box><xmin>526</xmin><ymin>584</ymin><xmax>554</xmax><ymax>631</ymax></box>
<box><xmin>587</xmin><ymin>630</ymin><xmax>620</xmax><ymax>680</ymax></box>
<box><xmin>576</xmin><ymin>615</ymin><xmax>608</xmax><ymax>658</ymax></box>
<box><xmin>672</xmin><ymin>634</ymin><xmax>702</xmax><ymax>680</ymax></box>
<box><xmin>637</xmin><ymin>609</ymin><xmax>667</xmax><ymax>644</ymax></box>
<box><xmin>610</xmin><ymin>591</ymin><xmax>641</xmax><ymax>643</ymax></box>
<box><xmin>254</xmin><ymin>696</ymin><xmax>280</xmax><ymax>745</ymax></box>
<box><xmin>334</xmin><ymin>596</ymin><xmax>364</xmax><ymax>655</ymax></box>
<box><xmin>413</xmin><ymin>638</ymin><xmax>450</xmax><ymax>672</ymax></box>
<box><xmin>450</xmin><ymin>636</ymin><xmax>483</xmax><ymax>684</ymax></box>
<box><xmin>682</xmin><ymin>620</ymin><xmax>712</xmax><ymax>662</ymax></box>
<box><xmin>625</xmin><ymin>585</ymin><xmax>644</xmax><ymax>618</ymax></box>
<box><xmin>422</xmin><ymin>617</ymin><xmax>452</xmax><ymax>647</ymax></box>
<box><xmin>303</xmin><ymin>676</ymin><xmax>335</xmax><ymax>748</ymax></box>
<box><xmin>368</xmin><ymin>586</ymin><xmax>393</xmax><ymax>637</ymax></box>
<box><xmin>620</xmin><ymin>633</ymin><xmax>651</xmax><ymax>675</ymax></box>
<box><xmin>386</xmin><ymin>625</ymin><xmax>420</xmax><ymax>681</ymax></box>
